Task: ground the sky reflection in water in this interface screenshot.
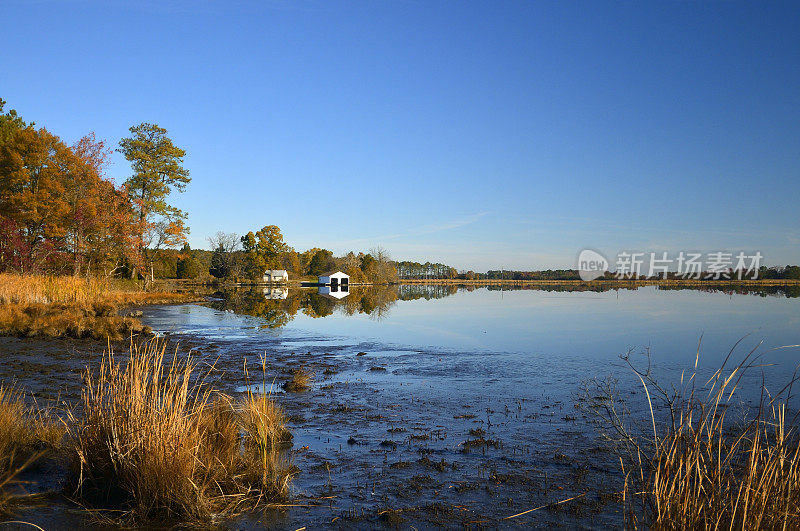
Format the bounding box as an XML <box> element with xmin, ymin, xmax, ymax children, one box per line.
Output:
<box><xmin>200</xmin><ymin>284</ymin><xmax>800</xmax><ymax>371</ymax></box>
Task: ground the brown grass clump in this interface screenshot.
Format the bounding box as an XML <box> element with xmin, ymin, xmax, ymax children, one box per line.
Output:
<box><xmin>0</xmin><ymin>273</ymin><xmax>198</xmax><ymax>339</ymax></box>
<box><xmin>282</xmin><ymin>368</ymin><xmax>313</xmax><ymax>392</ymax></box>
<box><xmin>240</xmin><ymin>357</ymin><xmax>295</xmax><ymax>498</ymax></box>
<box><xmin>590</xmin><ymin>342</ymin><xmax>800</xmax><ymax>529</ymax></box>
<box><xmin>67</xmin><ymin>339</ymin><xmax>294</xmax><ymax>523</ymax></box>
<box><xmin>0</xmin><ymin>387</ymin><xmax>65</xmax><ymax>514</ymax></box>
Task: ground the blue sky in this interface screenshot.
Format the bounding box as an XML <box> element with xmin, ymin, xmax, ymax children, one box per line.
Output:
<box><xmin>2</xmin><ymin>0</ymin><xmax>798</xmax><ymax>271</ymax></box>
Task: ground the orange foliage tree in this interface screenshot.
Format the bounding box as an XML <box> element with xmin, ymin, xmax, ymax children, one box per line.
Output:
<box><xmin>0</xmin><ymin>101</ymin><xmax>140</xmax><ymax>275</ymax></box>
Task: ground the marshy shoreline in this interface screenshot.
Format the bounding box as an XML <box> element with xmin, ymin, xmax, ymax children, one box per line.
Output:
<box><xmin>2</xmin><ymin>284</ymin><xmax>800</xmax><ymax>528</ymax></box>
<box><xmin>0</xmin><ymin>302</ymin><xmax>628</xmax><ymax>529</ymax></box>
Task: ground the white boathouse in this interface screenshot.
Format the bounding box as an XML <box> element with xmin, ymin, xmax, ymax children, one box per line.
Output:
<box><xmin>318</xmin><ymin>270</ymin><xmax>349</xmax><ymax>287</ymax></box>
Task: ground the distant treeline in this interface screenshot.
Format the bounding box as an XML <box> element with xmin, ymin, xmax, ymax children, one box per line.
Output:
<box><xmin>485</xmin><ymin>269</ymin><xmax>581</xmax><ymax>280</ymax></box>
<box><xmin>396</xmin><ymin>261</ymin><xmax>458</xmax><ymax>280</ymax></box>
<box><xmin>483</xmin><ymin>266</ymin><xmax>800</xmax><ymax>281</ymax></box>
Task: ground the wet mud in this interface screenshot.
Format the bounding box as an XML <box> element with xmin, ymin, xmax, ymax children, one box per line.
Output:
<box><xmin>0</xmin><ymin>303</ymin><xmax>629</xmax><ymax>529</ymax></box>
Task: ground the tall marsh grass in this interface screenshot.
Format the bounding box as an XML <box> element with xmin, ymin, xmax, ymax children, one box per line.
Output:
<box><xmin>0</xmin><ymin>273</ymin><xmax>196</xmax><ymax>339</ymax></box>
<box><xmin>68</xmin><ymin>339</ymin><xmax>294</xmax><ymax>523</ymax></box>
<box><xmin>588</xmin><ymin>341</ymin><xmax>800</xmax><ymax>528</ymax></box>
<box><xmin>0</xmin><ymin>272</ymin><xmax>192</xmax><ymax>306</ymax></box>
<box><xmin>0</xmin><ymin>274</ymin><xmax>118</xmax><ymax>306</ymax></box>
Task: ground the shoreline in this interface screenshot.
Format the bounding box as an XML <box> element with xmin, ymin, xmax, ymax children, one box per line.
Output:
<box><xmin>160</xmin><ymin>277</ymin><xmax>800</xmax><ymax>289</ymax></box>
<box><xmin>394</xmin><ymin>278</ymin><xmax>800</xmax><ymax>287</ymax></box>
<box><xmin>1</xmin><ymin>286</ymin><xmax>798</xmax><ymax>527</ymax></box>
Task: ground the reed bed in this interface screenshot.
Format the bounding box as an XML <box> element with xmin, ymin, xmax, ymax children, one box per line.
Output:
<box><xmin>0</xmin><ymin>272</ymin><xmax>195</xmax><ymax>306</ymax></box>
<box><xmin>0</xmin><ymin>273</ymin><xmax>114</xmax><ymax>306</ymax></box>
<box><xmin>600</xmin><ymin>343</ymin><xmax>800</xmax><ymax>529</ymax></box>
<box><xmin>67</xmin><ymin>339</ymin><xmax>294</xmax><ymax>523</ymax></box>
<box><xmin>0</xmin><ymin>273</ymin><xmax>197</xmax><ymax>339</ymax></box>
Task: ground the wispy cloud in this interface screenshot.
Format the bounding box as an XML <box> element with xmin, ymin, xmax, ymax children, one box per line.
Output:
<box><xmin>333</xmin><ymin>211</ymin><xmax>491</xmax><ymax>248</ymax></box>
<box><xmin>412</xmin><ymin>211</ymin><xmax>491</xmax><ymax>236</ymax></box>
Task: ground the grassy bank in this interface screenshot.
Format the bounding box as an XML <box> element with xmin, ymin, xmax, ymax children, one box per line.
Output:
<box><xmin>0</xmin><ymin>273</ymin><xmax>200</xmax><ymax>339</ymax></box>
<box><xmin>0</xmin><ymin>339</ymin><xmax>294</xmax><ymax>524</ymax></box>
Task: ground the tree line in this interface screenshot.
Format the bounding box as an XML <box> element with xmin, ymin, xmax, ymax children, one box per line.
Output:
<box><xmin>0</xmin><ymin>98</ymin><xmax>190</xmax><ymax>280</ymax></box>
<box><xmin>204</xmin><ymin>230</ymin><xmax>400</xmax><ymax>284</ymax></box>
<box><xmin>484</xmin><ymin>267</ymin><xmax>800</xmax><ymax>281</ymax></box>
<box><xmin>0</xmin><ymin>97</ymin><xmax>435</xmax><ymax>284</ymax></box>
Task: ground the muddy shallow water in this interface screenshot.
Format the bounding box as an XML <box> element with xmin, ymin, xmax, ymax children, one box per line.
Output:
<box><xmin>2</xmin><ymin>284</ymin><xmax>799</xmax><ymax>529</ymax></box>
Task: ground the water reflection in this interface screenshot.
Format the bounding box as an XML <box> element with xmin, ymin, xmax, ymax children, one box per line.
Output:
<box><xmin>262</xmin><ymin>286</ymin><xmax>288</xmax><ymax>299</ymax></box>
<box><xmin>209</xmin><ymin>285</ymin><xmax>406</xmax><ymax>328</ymax></box>
<box><xmin>208</xmin><ymin>283</ymin><xmax>800</xmax><ymax>329</ymax></box>
<box><xmin>318</xmin><ymin>284</ymin><xmax>349</xmax><ymax>299</ymax></box>
<box><xmin>484</xmin><ymin>283</ymin><xmax>800</xmax><ymax>298</ymax></box>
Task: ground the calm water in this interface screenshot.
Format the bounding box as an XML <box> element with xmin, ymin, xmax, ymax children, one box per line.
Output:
<box><xmin>151</xmin><ymin>284</ymin><xmax>800</xmax><ymax>377</ymax></box>
<box><xmin>136</xmin><ymin>284</ymin><xmax>800</xmax><ymax>527</ymax></box>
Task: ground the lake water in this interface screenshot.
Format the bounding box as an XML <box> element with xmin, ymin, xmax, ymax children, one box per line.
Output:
<box><xmin>151</xmin><ymin>284</ymin><xmax>800</xmax><ymax>375</ymax></box>
<box><xmin>138</xmin><ymin>284</ymin><xmax>800</xmax><ymax>528</ymax></box>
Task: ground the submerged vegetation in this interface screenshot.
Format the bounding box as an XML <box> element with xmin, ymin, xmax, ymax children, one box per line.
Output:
<box><xmin>282</xmin><ymin>368</ymin><xmax>313</xmax><ymax>392</ymax></box>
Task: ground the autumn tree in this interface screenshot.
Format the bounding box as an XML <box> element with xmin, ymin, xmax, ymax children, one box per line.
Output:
<box><xmin>0</xmin><ymin>121</ymin><xmax>138</xmax><ymax>275</ymax></box>
<box><xmin>360</xmin><ymin>253</ymin><xmax>376</xmax><ymax>272</ymax></box>
<box><xmin>208</xmin><ymin>231</ymin><xmax>241</xmax><ymax>279</ymax></box>
<box><xmin>118</xmin><ymin>123</ymin><xmax>190</xmax><ymax>281</ymax></box>
<box><xmin>240</xmin><ymin>225</ymin><xmax>290</xmax><ymax>279</ymax></box>
<box><xmin>69</xmin><ymin>133</ymin><xmax>139</xmax><ymax>276</ymax></box>
<box><xmin>0</xmin><ymin>127</ymin><xmax>70</xmax><ymax>271</ymax></box>
<box><xmin>0</xmin><ymin>98</ymin><xmax>29</xmax><ymax>144</ymax></box>
<box><xmin>280</xmin><ymin>250</ymin><xmax>302</xmax><ymax>276</ymax></box>
<box><xmin>308</xmin><ymin>249</ymin><xmax>335</xmax><ymax>276</ymax></box>
<box><xmin>300</xmin><ymin>247</ymin><xmax>324</xmax><ymax>275</ymax></box>
<box><xmin>362</xmin><ymin>246</ymin><xmax>398</xmax><ymax>284</ymax></box>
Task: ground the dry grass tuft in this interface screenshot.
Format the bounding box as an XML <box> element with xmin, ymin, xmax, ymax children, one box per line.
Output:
<box><xmin>0</xmin><ymin>387</ymin><xmax>65</xmax><ymax>514</ymax></box>
<box><xmin>240</xmin><ymin>357</ymin><xmax>295</xmax><ymax>498</ymax></box>
<box><xmin>282</xmin><ymin>368</ymin><xmax>313</xmax><ymax>392</ymax></box>
<box><xmin>67</xmin><ymin>339</ymin><xmax>294</xmax><ymax>523</ymax></box>
<box><xmin>591</xmin><ymin>342</ymin><xmax>800</xmax><ymax>528</ymax></box>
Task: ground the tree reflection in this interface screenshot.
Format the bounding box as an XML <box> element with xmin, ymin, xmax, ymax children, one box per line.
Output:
<box><xmin>209</xmin><ymin>284</ymin><xmax>459</xmax><ymax>327</ymax></box>
<box><xmin>208</xmin><ymin>282</ymin><xmax>799</xmax><ymax>330</ymax></box>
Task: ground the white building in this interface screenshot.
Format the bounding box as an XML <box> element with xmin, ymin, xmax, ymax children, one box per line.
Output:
<box><xmin>318</xmin><ymin>270</ymin><xmax>349</xmax><ymax>287</ymax></box>
<box><xmin>318</xmin><ymin>285</ymin><xmax>349</xmax><ymax>299</ymax></box>
<box><xmin>263</xmin><ymin>286</ymin><xmax>288</xmax><ymax>299</ymax></box>
<box><xmin>263</xmin><ymin>269</ymin><xmax>289</xmax><ymax>283</ymax></box>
